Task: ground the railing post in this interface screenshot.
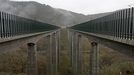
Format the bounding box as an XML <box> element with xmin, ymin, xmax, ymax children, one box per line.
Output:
<box><xmin>90</xmin><ymin>42</ymin><xmax>99</xmax><ymax>75</ymax></box>
<box><xmin>27</xmin><ymin>43</ymin><xmax>38</xmax><ymax>75</ymax></box>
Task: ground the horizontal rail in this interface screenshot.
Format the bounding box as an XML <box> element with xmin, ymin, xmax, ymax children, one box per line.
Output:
<box><xmin>0</xmin><ymin>11</ymin><xmax>59</xmax><ymax>38</ymax></box>
<box><xmin>71</xmin><ymin>7</ymin><xmax>134</xmax><ymax>40</ymax></box>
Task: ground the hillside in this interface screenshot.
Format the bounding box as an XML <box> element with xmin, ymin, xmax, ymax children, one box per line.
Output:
<box><xmin>0</xmin><ymin>0</ymin><xmax>90</xmax><ymax>27</ymax></box>
<box><xmin>0</xmin><ymin>0</ymin><xmax>112</xmax><ymax>27</ymax></box>
<box><xmin>87</xmin><ymin>12</ymin><xmax>111</xmax><ymax>20</ymax></box>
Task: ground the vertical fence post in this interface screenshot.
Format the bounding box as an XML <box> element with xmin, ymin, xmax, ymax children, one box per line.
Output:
<box><xmin>132</xmin><ymin>7</ymin><xmax>134</xmax><ymax>39</ymax></box>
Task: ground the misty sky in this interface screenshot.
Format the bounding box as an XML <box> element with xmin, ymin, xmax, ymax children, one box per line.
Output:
<box><xmin>11</xmin><ymin>0</ymin><xmax>134</xmax><ymax>15</ymax></box>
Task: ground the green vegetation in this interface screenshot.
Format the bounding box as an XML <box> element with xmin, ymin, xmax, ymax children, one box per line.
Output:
<box><xmin>99</xmin><ymin>46</ymin><xmax>134</xmax><ymax>75</ymax></box>
<box><xmin>59</xmin><ymin>29</ymin><xmax>72</xmax><ymax>75</ymax></box>
<box><xmin>0</xmin><ymin>49</ymin><xmax>27</xmax><ymax>75</ymax></box>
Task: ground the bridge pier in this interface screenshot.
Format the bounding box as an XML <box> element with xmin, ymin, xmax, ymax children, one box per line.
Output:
<box><xmin>69</xmin><ymin>31</ymin><xmax>74</xmax><ymax>67</ymax></box>
<box><xmin>71</xmin><ymin>32</ymin><xmax>78</xmax><ymax>75</ymax></box>
<box><xmin>46</xmin><ymin>31</ymin><xmax>60</xmax><ymax>75</ymax></box>
<box><xmin>89</xmin><ymin>42</ymin><xmax>99</xmax><ymax>75</ymax></box>
<box><xmin>57</xmin><ymin>31</ymin><xmax>61</xmax><ymax>75</ymax></box>
<box><xmin>27</xmin><ymin>43</ymin><xmax>38</xmax><ymax>75</ymax></box>
<box><xmin>70</xmin><ymin>32</ymin><xmax>83</xmax><ymax>75</ymax></box>
<box><xmin>51</xmin><ymin>32</ymin><xmax>59</xmax><ymax>75</ymax></box>
<box><xmin>46</xmin><ymin>35</ymin><xmax>53</xmax><ymax>75</ymax></box>
<box><xmin>77</xmin><ymin>35</ymin><xmax>83</xmax><ymax>75</ymax></box>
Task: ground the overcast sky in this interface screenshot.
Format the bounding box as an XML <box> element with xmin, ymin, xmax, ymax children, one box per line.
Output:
<box><xmin>11</xmin><ymin>0</ymin><xmax>134</xmax><ymax>15</ymax></box>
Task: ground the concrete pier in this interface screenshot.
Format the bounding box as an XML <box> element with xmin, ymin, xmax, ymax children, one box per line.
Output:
<box><xmin>27</xmin><ymin>43</ymin><xmax>38</xmax><ymax>75</ymax></box>
<box><xmin>46</xmin><ymin>32</ymin><xmax>60</xmax><ymax>75</ymax></box>
<box><xmin>52</xmin><ymin>33</ymin><xmax>59</xmax><ymax>75</ymax></box>
<box><xmin>77</xmin><ymin>35</ymin><xmax>83</xmax><ymax>75</ymax></box>
<box><xmin>71</xmin><ymin>33</ymin><xmax>83</xmax><ymax>75</ymax></box>
<box><xmin>89</xmin><ymin>42</ymin><xmax>99</xmax><ymax>75</ymax></box>
<box><xmin>72</xmin><ymin>33</ymin><xmax>78</xmax><ymax>75</ymax></box>
<box><xmin>46</xmin><ymin>35</ymin><xmax>53</xmax><ymax>75</ymax></box>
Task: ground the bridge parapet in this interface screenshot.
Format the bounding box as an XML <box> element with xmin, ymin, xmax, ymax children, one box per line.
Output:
<box><xmin>0</xmin><ymin>11</ymin><xmax>59</xmax><ymax>39</ymax></box>
<box><xmin>71</xmin><ymin>7</ymin><xmax>134</xmax><ymax>46</ymax></box>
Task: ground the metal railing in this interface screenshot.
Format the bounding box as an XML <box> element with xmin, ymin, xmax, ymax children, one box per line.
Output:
<box><xmin>71</xmin><ymin>7</ymin><xmax>134</xmax><ymax>40</ymax></box>
<box><xmin>0</xmin><ymin>11</ymin><xmax>59</xmax><ymax>38</ymax></box>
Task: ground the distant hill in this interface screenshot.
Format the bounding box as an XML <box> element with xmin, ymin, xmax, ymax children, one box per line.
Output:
<box><xmin>0</xmin><ymin>0</ymin><xmax>111</xmax><ymax>27</ymax></box>
<box><xmin>87</xmin><ymin>12</ymin><xmax>111</xmax><ymax>20</ymax></box>
<box><xmin>0</xmin><ymin>0</ymin><xmax>90</xmax><ymax>27</ymax></box>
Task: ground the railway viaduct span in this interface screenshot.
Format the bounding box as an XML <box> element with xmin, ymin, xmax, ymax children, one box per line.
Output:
<box><xmin>0</xmin><ymin>7</ymin><xmax>134</xmax><ymax>75</ymax></box>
